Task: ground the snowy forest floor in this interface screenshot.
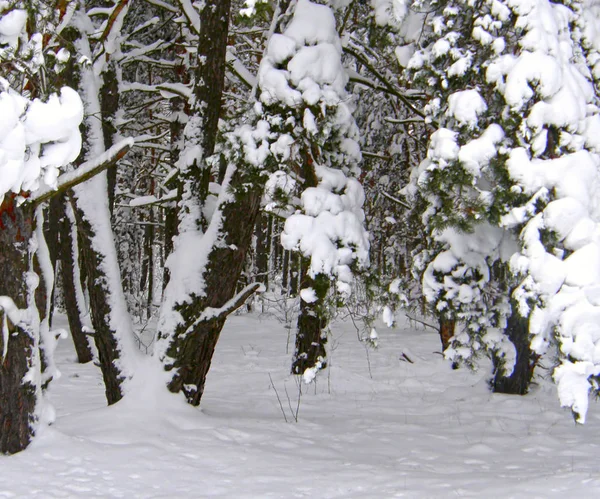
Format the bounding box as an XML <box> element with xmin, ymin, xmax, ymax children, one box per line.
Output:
<box><xmin>2</xmin><ymin>313</ymin><xmax>600</xmax><ymax>498</ymax></box>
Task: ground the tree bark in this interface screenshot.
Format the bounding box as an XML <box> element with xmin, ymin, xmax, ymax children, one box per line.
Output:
<box><xmin>159</xmin><ymin>0</ymin><xmax>241</xmax><ymax>405</ymax></box>
<box><xmin>439</xmin><ymin>317</ymin><xmax>455</xmax><ymax>352</ymax></box>
<box><xmin>291</xmin><ymin>270</ymin><xmax>329</xmax><ymax>375</ymax></box>
<box><xmin>100</xmin><ymin>48</ymin><xmax>120</xmax><ymax>215</ymax></box>
<box><xmin>0</xmin><ymin>196</ymin><xmax>37</xmax><ymax>455</ymax></box>
<box><xmin>59</xmin><ymin>197</ymin><xmax>93</xmax><ymax>364</ymax></box>
<box><xmin>255</xmin><ymin>212</ymin><xmax>269</xmax><ymax>289</ymax></box>
<box><xmin>72</xmin><ymin>196</ymin><xmax>129</xmax><ymax>404</ymax></box>
<box><xmin>163</xmin><ymin>171</ymin><xmax>262</xmax><ymax>404</ymax></box>
<box><xmin>491</xmin><ymin>303</ymin><xmax>537</xmax><ymax>395</ymax></box>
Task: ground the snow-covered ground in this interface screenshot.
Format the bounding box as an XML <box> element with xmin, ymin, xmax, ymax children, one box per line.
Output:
<box><xmin>2</xmin><ymin>313</ymin><xmax>600</xmax><ymax>498</ymax></box>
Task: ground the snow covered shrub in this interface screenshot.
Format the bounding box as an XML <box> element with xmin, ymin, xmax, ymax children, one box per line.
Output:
<box><xmin>407</xmin><ymin>0</ymin><xmax>600</xmax><ymax>417</ymax></box>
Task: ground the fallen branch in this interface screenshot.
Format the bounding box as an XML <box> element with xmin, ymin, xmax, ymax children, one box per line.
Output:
<box><xmin>381</xmin><ymin>190</ymin><xmax>411</xmax><ymax>210</ymax></box>
<box><xmin>399</xmin><ymin>352</ymin><xmax>414</xmax><ymax>364</ymax></box>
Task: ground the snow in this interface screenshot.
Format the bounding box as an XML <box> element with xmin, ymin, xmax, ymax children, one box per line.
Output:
<box><xmin>447</xmin><ymin>89</ymin><xmax>487</xmax><ymax>129</ymax></box>
<box><xmin>370</xmin><ymin>0</ymin><xmax>409</xmax><ymax>27</ymax></box>
<box><xmin>0</xmin><ymin>80</ymin><xmax>83</xmax><ymax>203</ymax></box>
<box><xmin>0</xmin><ymin>8</ymin><xmax>26</xmax><ymax>47</ymax></box>
<box><xmin>3</xmin><ymin>313</ymin><xmax>600</xmax><ymax>496</ymax></box>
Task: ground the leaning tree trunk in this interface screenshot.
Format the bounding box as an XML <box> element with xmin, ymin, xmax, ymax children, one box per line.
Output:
<box><xmin>158</xmin><ymin>0</ymin><xmax>274</xmax><ymax>405</ymax></box>
<box><xmin>162</xmin><ymin>177</ymin><xmax>263</xmax><ymax>404</ymax></box>
<box><xmin>491</xmin><ymin>302</ymin><xmax>537</xmax><ymax>395</ymax></box>
<box><xmin>0</xmin><ymin>195</ymin><xmax>38</xmax><ymax>454</ymax></box>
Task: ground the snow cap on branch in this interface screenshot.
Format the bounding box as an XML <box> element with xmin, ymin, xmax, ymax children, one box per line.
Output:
<box><xmin>0</xmin><ymin>79</ymin><xmax>83</xmax><ymax>203</ymax></box>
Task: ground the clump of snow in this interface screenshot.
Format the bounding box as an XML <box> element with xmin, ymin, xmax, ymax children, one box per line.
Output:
<box><xmin>371</xmin><ymin>0</ymin><xmax>409</xmax><ymax>27</ymax></box>
<box><xmin>300</xmin><ymin>287</ymin><xmax>318</xmax><ymax>303</ymax></box>
<box><xmin>281</xmin><ymin>167</ymin><xmax>369</xmax><ymax>294</ymax></box>
<box><xmin>0</xmin><ymin>8</ymin><xmax>26</xmax><ymax>47</ymax></box>
<box><xmin>447</xmin><ymin>89</ymin><xmax>487</xmax><ymax>129</ymax></box>
<box><xmin>0</xmin><ymin>79</ymin><xmax>83</xmax><ymax>203</ymax></box>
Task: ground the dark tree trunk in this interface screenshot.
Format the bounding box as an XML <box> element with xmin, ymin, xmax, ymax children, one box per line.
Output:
<box><xmin>160</xmin><ymin>0</ymin><xmax>241</xmax><ymax>405</ymax></box>
<box><xmin>291</xmin><ymin>270</ymin><xmax>329</xmax><ymax>375</ymax></box>
<box><xmin>164</xmin><ymin>177</ymin><xmax>262</xmax><ymax>404</ymax></box>
<box><xmin>439</xmin><ymin>317</ymin><xmax>455</xmax><ymax>352</ymax></box>
<box><xmin>45</xmin><ymin>196</ymin><xmax>63</xmax><ymax>327</ymax></box>
<box><xmin>492</xmin><ymin>303</ymin><xmax>538</xmax><ymax>395</ymax></box>
<box><xmin>59</xmin><ymin>197</ymin><xmax>93</xmax><ymax>364</ymax></box>
<box><xmin>255</xmin><ymin>212</ymin><xmax>269</xmax><ymax>288</ymax></box>
<box><xmin>163</xmin><ymin>93</ymin><xmax>187</xmax><ymax>291</ymax></box>
<box><xmin>0</xmin><ymin>196</ymin><xmax>37</xmax><ymax>455</ymax></box>
<box><xmin>72</xmin><ymin>199</ymin><xmax>127</xmax><ymax>404</ymax></box>
<box><xmin>282</xmin><ymin>250</ymin><xmax>290</xmax><ymax>294</ymax></box>
<box><xmin>100</xmin><ymin>60</ymin><xmax>119</xmax><ymax>215</ymax></box>
<box><xmin>290</xmin><ymin>253</ymin><xmax>299</xmax><ymax>296</ymax></box>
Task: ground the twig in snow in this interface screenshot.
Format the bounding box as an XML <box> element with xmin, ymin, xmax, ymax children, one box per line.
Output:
<box><xmin>381</xmin><ymin>190</ymin><xmax>411</xmax><ymax>210</ymax></box>
<box><xmin>400</xmin><ymin>352</ymin><xmax>414</xmax><ymax>364</ymax></box>
<box><xmin>268</xmin><ymin>373</ymin><xmax>288</xmax><ymax>424</ymax></box>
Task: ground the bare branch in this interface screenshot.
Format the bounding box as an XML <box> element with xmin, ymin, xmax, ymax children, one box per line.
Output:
<box><xmin>381</xmin><ymin>190</ymin><xmax>411</xmax><ymax>210</ymax></box>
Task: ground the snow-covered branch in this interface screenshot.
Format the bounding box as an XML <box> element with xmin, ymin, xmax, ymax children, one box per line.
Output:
<box><xmin>182</xmin><ymin>283</ymin><xmax>265</xmax><ymax>336</ymax></box>
<box><xmin>0</xmin><ymin>296</ymin><xmax>22</xmax><ymax>362</ymax></box>
<box><xmin>30</xmin><ymin>139</ymin><xmax>134</xmax><ymax>206</ymax></box>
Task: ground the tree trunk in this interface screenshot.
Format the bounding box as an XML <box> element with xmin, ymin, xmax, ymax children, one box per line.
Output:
<box><xmin>163</xmin><ymin>177</ymin><xmax>262</xmax><ymax>403</ymax></box>
<box><xmin>100</xmin><ymin>60</ymin><xmax>120</xmax><ymax>215</ymax></box>
<box><xmin>72</xmin><ymin>194</ymin><xmax>130</xmax><ymax>404</ymax></box>
<box><xmin>158</xmin><ymin>0</ymin><xmax>244</xmax><ymax>405</ymax></box>
<box><xmin>0</xmin><ymin>196</ymin><xmax>38</xmax><ymax>455</ymax></box>
<box><xmin>59</xmin><ymin>197</ymin><xmax>93</xmax><ymax>364</ymax></box>
<box><xmin>255</xmin><ymin>212</ymin><xmax>269</xmax><ymax>289</ymax></box>
<box><xmin>492</xmin><ymin>303</ymin><xmax>537</xmax><ymax>395</ymax></box>
<box><xmin>291</xmin><ymin>270</ymin><xmax>329</xmax><ymax>375</ymax></box>
<box><xmin>68</xmin><ymin>13</ymin><xmax>136</xmax><ymax>404</ymax></box>
<box><xmin>439</xmin><ymin>317</ymin><xmax>455</xmax><ymax>352</ymax></box>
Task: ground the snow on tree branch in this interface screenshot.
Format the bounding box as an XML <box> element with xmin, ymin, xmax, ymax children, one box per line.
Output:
<box><xmin>30</xmin><ymin>138</ymin><xmax>133</xmax><ymax>206</ymax></box>
<box><xmin>0</xmin><ymin>79</ymin><xmax>83</xmax><ymax>205</ymax></box>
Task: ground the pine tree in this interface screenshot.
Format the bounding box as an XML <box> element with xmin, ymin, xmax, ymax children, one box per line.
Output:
<box><xmin>406</xmin><ymin>0</ymin><xmax>600</xmax><ymax>406</ymax></box>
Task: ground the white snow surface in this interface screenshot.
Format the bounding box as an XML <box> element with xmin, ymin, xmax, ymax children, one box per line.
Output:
<box><xmin>3</xmin><ymin>312</ymin><xmax>600</xmax><ymax>497</ymax></box>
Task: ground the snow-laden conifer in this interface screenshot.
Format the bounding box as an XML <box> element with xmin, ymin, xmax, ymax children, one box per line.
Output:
<box><xmin>248</xmin><ymin>0</ymin><xmax>369</xmax><ymax>376</ymax></box>
<box><xmin>407</xmin><ymin>0</ymin><xmax>600</xmax><ymax>419</ymax></box>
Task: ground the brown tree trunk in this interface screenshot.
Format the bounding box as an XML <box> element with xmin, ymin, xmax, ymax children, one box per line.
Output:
<box><xmin>72</xmin><ymin>199</ymin><xmax>127</xmax><ymax>404</ymax></box>
<box><xmin>255</xmin><ymin>212</ymin><xmax>270</xmax><ymax>289</ymax></box>
<box><xmin>439</xmin><ymin>317</ymin><xmax>455</xmax><ymax>352</ymax></box>
<box><xmin>160</xmin><ymin>0</ymin><xmax>240</xmax><ymax>405</ymax></box>
<box><xmin>100</xmin><ymin>60</ymin><xmax>119</xmax><ymax>215</ymax></box>
<box><xmin>0</xmin><ymin>196</ymin><xmax>37</xmax><ymax>455</ymax></box>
